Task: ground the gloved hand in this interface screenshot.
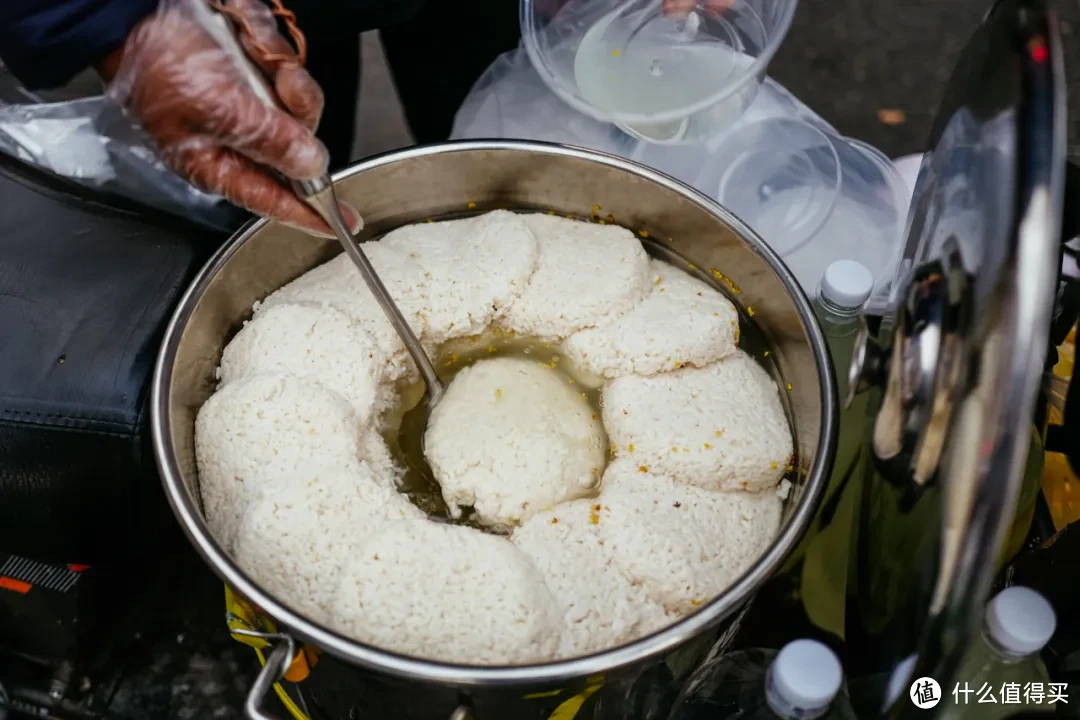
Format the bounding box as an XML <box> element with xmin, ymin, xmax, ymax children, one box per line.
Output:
<box><xmin>105</xmin><ymin>0</ymin><xmax>360</xmax><ymax>237</ymax></box>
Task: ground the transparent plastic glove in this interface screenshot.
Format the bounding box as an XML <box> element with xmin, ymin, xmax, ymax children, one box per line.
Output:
<box><xmin>106</xmin><ymin>0</ymin><xmax>360</xmax><ymax>238</ymax></box>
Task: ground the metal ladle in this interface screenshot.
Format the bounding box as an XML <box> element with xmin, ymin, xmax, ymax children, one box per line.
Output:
<box><xmin>290</xmin><ymin>177</ymin><xmax>445</xmax><ymax>407</ymax></box>
<box><xmin>196</xmin><ymin>1</ymin><xmax>444</xmax><ymax>406</ymax></box>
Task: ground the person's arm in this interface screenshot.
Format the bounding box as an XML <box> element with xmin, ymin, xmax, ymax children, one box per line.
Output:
<box><xmin>0</xmin><ymin>0</ymin><xmax>158</xmax><ymax>89</ymax></box>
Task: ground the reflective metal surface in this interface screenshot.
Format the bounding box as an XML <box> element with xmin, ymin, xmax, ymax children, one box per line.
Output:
<box><xmin>845</xmin><ymin>316</ymin><xmax>886</xmax><ymax>409</ymax></box>
<box><xmin>151</xmin><ymin>141</ymin><xmax>836</xmax><ymax>715</ymax></box>
<box><xmin>871</xmin><ymin>238</ymin><xmax>971</xmax><ymax>486</ymax></box>
<box><xmin>844</xmin><ymin>1</ymin><xmax>1065</xmax><ymax>713</ymax></box>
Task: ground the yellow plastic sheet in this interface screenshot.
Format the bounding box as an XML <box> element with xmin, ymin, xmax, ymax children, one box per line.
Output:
<box><xmin>1043</xmin><ymin>326</ymin><xmax>1078</xmax><ymax>529</ymax></box>
<box><xmin>545</xmin><ymin>677</ymin><xmax>605</xmax><ymax>720</ymax></box>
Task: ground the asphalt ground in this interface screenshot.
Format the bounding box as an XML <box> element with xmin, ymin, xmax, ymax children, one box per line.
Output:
<box><xmin>769</xmin><ymin>0</ymin><xmax>1080</xmax><ymax>159</ymax></box>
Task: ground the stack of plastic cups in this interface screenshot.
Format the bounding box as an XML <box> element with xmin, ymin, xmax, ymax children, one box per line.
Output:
<box><xmin>695</xmin><ymin>117</ymin><xmax>908</xmax><ymax>298</ymax></box>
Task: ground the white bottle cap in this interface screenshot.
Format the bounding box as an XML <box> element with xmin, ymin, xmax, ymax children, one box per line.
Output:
<box><xmin>986</xmin><ymin>586</ymin><xmax>1057</xmax><ymax>656</ymax></box>
<box><xmin>820</xmin><ymin>260</ymin><xmax>874</xmax><ymax>310</ymax></box>
<box><xmin>885</xmin><ymin>655</ymin><xmax>918</xmax><ymax>708</ymax></box>
<box><xmin>770</xmin><ymin>639</ymin><xmax>843</xmax><ymax>712</ymax></box>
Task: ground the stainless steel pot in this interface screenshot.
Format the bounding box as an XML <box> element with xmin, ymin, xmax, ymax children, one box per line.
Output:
<box><xmin>151</xmin><ymin>141</ymin><xmax>838</xmax><ymax>720</ymax></box>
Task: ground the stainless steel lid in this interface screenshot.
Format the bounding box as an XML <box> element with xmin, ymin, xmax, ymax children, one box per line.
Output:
<box><xmin>846</xmin><ymin>0</ymin><xmax>1066</xmax><ymax>711</ymax></box>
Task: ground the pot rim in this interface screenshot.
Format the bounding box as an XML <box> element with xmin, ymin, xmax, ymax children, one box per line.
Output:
<box><xmin>151</xmin><ymin>139</ymin><xmax>838</xmax><ymax>687</ymax></box>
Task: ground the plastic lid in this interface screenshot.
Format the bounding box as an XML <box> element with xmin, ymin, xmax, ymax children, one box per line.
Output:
<box><xmin>885</xmin><ymin>655</ymin><xmax>918</xmax><ymax>708</ymax></box>
<box><xmin>707</xmin><ymin>118</ymin><xmax>841</xmax><ymax>256</ymax></box>
<box><xmin>821</xmin><ymin>260</ymin><xmax>874</xmax><ymax>309</ymax></box>
<box><xmin>986</xmin><ymin>587</ymin><xmax>1057</xmax><ymax>655</ymax></box>
<box><xmin>770</xmin><ymin>639</ymin><xmax>843</xmax><ymax>711</ymax></box>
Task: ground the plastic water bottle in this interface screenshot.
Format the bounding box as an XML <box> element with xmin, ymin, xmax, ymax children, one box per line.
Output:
<box><xmin>936</xmin><ymin>587</ymin><xmax>1057</xmax><ymax>720</ymax></box>
<box><xmin>813</xmin><ymin>260</ymin><xmax>873</xmax><ymax>394</ymax></box>
<box><xmin>785</xmin><ymin>260</ymin><xmax>875</xmax><ymax>640</ymax></box>
<box><xmin>813</xmin><ymin>260</ymin><xmax>873</xmax><ymax>476</ymax></box>
<box><xmin>669</xmin><ymin>639</ymin><xmax>857</xmax><ymax>719</ymax></box>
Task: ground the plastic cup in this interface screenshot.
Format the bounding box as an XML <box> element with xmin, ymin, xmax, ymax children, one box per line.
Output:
<box><xmin>700</xmin><ymin>117</ymin><xmax>842</xmax><ymax>256</ymax></box>
<box><xmin>521</xmin><ymin>0</ymin><xmax>798</xmax><ymax>144</ymax></box>
<box><xmin>700</xmin><ymin>118</ymin><xmax>907</xmax><ymax>296</ymax></box>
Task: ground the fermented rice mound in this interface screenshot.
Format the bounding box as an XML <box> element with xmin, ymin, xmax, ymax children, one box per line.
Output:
<box><xmin>562</xmin><ymin>259</ymin><xmax>739</xmax><ymax>378</ymax></box>
<box><xmin>595</xmin><ymin>460</ymin><xmax>783</xmax><ymax>613</ymax></box>
<box><xmin>257</xmin><ymin>244</ymin><xmax>432</xmax><ymax>384</ymax></box>
<box><xmin>499</xmin><ymin>214</ymin><xmax>651</xmax><ymax>340</ymax></box>
<box><xmin>331</xmin><ymin>519</ymin><xmax>562</xmax><ymax>664</ymax></box>
<box><xmin>218</xmin><ymin>303</ymin><xmax>384</xmax><ymax>425</ymax></box>
<box><xmin>195</xmin><ymin>375</ymin><xmax>365</xmax><ymax>552</ymax></box>
<box><xmin>512</xmin><ymin>499</ymin><xmax>672</xmax><ymax>657</ymax></box>
<box><xmin>381</xmin><ymin>210</ymin><xmax>539</xmax><ymax>339</ymax></box>
<box><xmin>233</xmin><ymin>465</ymin><xmax>423</xmax><ymax>624</ymax></box>
<box><xmin>425</xmin><ymin>357</ymin><xmax>605</xmax><ymax>528</ymax></box>
<box><xmin>602</xmin><ymin>351</ymin><xmax>793</xmax><ymax>492</ymax></box>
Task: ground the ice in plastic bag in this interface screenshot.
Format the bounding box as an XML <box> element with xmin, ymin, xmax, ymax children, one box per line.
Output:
<box><xmin>0</xmin><ymin>65</ymin><xmax>245</xmax><ymax>233</ymax></box>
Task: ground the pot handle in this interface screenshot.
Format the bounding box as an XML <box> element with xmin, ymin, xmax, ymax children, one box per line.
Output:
<box><xmin>242</xmin><ymin>634</ymin><xmax>475</xmax><ymax>720</ymax></box>
<box><xmin>245</xmin><ymin>636</ymin><xmax>296</xmax><ymax>720</ymax></box>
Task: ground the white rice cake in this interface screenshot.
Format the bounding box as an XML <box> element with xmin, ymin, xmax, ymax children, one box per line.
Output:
<box><xmin>257</xmin><ymin>245</ymin><xmax>432</xmax><ymax>383</ymax></box>
<box><xmin>233</xmin><ymin>465</ymin><xmax>423</xmax><ymax>624</ymax></box>
<box><xmin>595</xmin><ymin>460</ymin><xmax>782</xmax><ymax>613</ymax></box>
<box><xmin>194</xmin><ymin>374</ymin><xmax>365</xmax><ymax>552</ymax></box>
<box><xmin>381</xmin><ymin>210</ymin><xmax>539</xmax><ymax>340</ymax></box>
<box><xmin>331</xmin><ymin>520</ymin><xmax>562</xmax><ymax>664</ymax></box>
<box><xmin>218</xmin><ymin>303</ymin><xmax>385</xmax><ymax>426</ymax></box>
<box><xmin>425</xmin><ymin>357</ymin><xmax>605</xmax><ymax>529</ymax></box>
<box><xmin>512</xmin><ymin>499</ymin><xmax>672</xmax><ymax>658</ymax></box>
<box><xmin>562</xmin><ymin>259</ymin><xmax>740</xmax><ymax>378</ymax></box>
<box><xmin>499</xmin><ymin>215</ymin><xmax>651</xmax><ymax>340</ymax></box>
<box><xmin>602</xmin><ymin>352</ymin><xmax>793</xmax><ymax>492</ymax></box>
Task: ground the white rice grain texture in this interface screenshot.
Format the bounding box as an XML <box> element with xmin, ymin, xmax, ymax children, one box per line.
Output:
<box><xmin>381</xmin><ymin>210</ymin><xmax>539</xmax><ymax>339</ymax></box>
<box><xmin>596</xmin><ymin>460</ymin><xmax>782</xmax><ymax>613</ymax></box>
<box><xmin>233</xmin><ymin>465</ymin><xmax>423</xmax><ymax>624</ymax></box>
<box><xmin>562</xmin><ymin>259</ymin><xmax>739</xmax><ymax>378</ymax></box>
<box><xmin>257</xmin><ymin>245</ymin><xmax>431</xmax><ymax>384</ymax></box>
<box><xmin>331</xmin><ymin>520</ymin><xmax>562</xmax><ymax>664</ymax></box>
<box><xmin>512</xmin><ymin>500</ymin><xmax>672</xmax><ymax>658</ymax></box>
<box><xmin>357</xmin><ymin>430</ymin><xmax>405</xmax><ymax>490</ymax></box>
<box><xmin>500</xmin><ymin>215</ymin><xmax>651</xmax><ymax>340</ymax></box>
<box><xmin>603</xmin><ymin>352</ymin><xmax>793</xmax><ymax>492</ymax></box>
<box><xmin>425</xmin><ymin>357</ymin><xmax>605</xmax><ymax>529</ymax></box>
<box><xmin>218</xmin><ymin>303</ymin><xmax>384</xmax><ymax>425</ymax></box>
<box><xmin>195</xmin><ymin>375</ymin><xmax>365</xmax><ymax>552</ymax></box>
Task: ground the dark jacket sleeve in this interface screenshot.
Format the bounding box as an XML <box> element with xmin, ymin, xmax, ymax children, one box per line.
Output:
<box><xmin>0</xmin><ymin>0</ymin><xmax>159</xmax><ymax>90</ymax></box>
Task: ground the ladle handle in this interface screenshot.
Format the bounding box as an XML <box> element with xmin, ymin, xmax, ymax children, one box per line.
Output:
<box><xmin>294</xmin><ymin>177</ymin><xmax>445</xmax><ymax>407</ymax></box>
<box><xmin>199</xmin><ymin>0</ymin><xmax>444</xmax><ymax>404</ymax></box>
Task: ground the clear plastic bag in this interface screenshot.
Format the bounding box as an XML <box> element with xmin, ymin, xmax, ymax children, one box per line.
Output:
<box><xmin>451</xmin><ymin>47</ymin><xmax>913</xmax><ymax>302</ymax></box>
<box><xmin>452</xmin><ymin>47</ymin><xmax>640</xmax><ymax>157</ymax></box>
<box><xmin>0</xmin><ymin>66</ymin><xmax>246</xmax><ymax>233</ymax></box>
